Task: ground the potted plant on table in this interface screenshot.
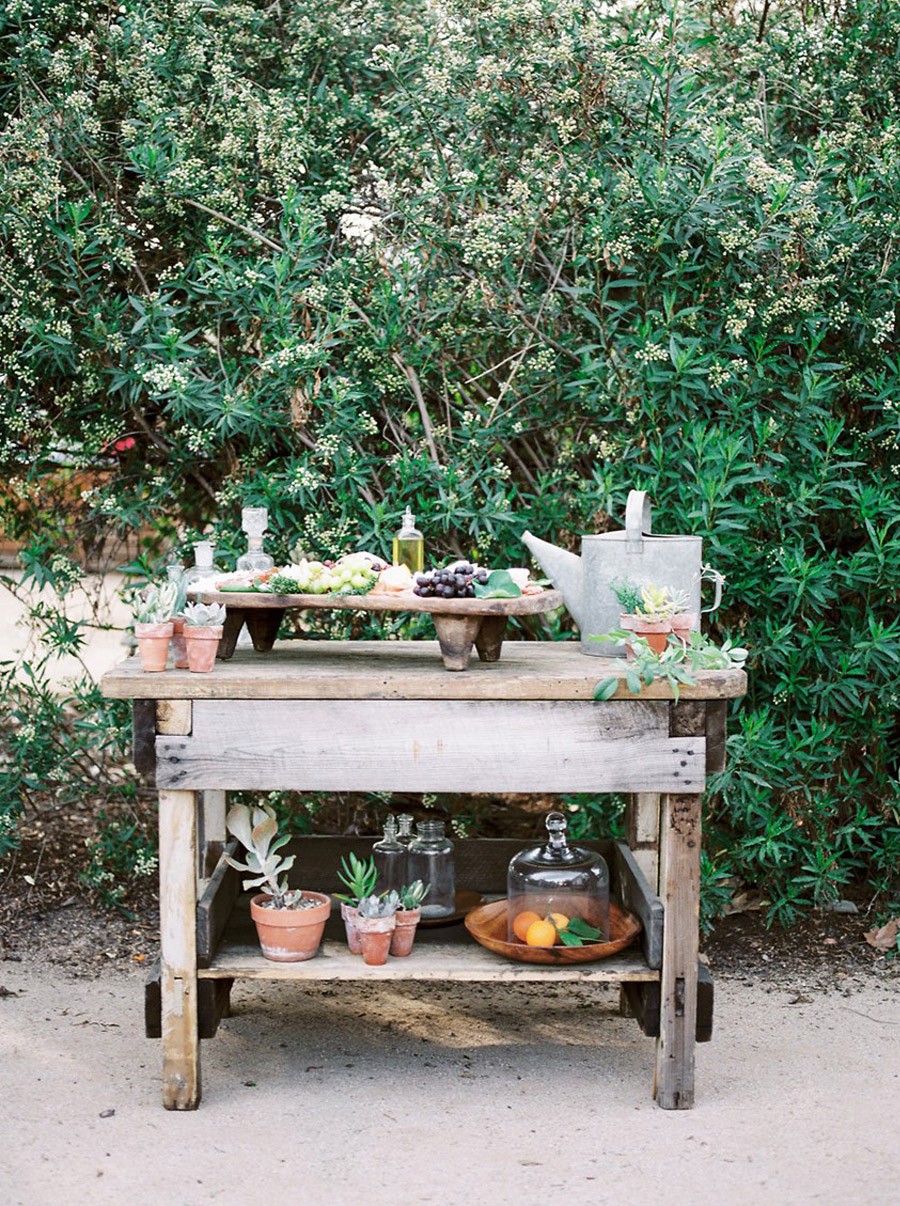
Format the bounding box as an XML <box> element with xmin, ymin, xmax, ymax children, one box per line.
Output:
<box><xmin>225</xmin><ymin>803</ymin><xmax>331</xmax><ymax>962</ymax></box>
<box><xmin>610</xmin><ymin>580</ymin><xmax>693</xmax><ymax>656</ymax></box>
<box><xmin>335</xmin><ymin>852</ymin><xmax>379</xmax><ymax>954</ymax></box>
<box><xmin>356</xmin><ymin>892</ymin><xmax>400</xmax><ymax>966</ymax></box>
<box><xmin>391</xmin><ymin>880</ymin><xmax>430</xmax><ymax>957</ymax></box>
<box><xmin>593</xmin><ymin>630</ymin><xmax>748</xmax><ymax>702</ymax></box>
<box><xmin>133</xmin><ymin>581</ymin><xmax>179</xmax><ymax>672</ymax></box>
<box><xmin>182</xmin><ymin>601</ymin><xmax>227</xmax><ymax>672</ymax></box>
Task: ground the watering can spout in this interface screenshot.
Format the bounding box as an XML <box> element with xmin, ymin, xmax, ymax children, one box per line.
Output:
<box><xmin>521</xmin><ymin>531</ymin><xmax>585</xmax><ymax>629</ymax></box>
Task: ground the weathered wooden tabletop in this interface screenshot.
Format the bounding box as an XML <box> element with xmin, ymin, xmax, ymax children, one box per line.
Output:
<box><xmin>101</xmin><ymin>639</ymin><xmax>747</xmax><ymax>701</ymax></box>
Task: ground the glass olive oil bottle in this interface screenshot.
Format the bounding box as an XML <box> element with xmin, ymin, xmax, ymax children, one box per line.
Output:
<box><xmin>392</xmin><ymin>507</ymin><xmax>424</xmax><ymax>573</ymax></box>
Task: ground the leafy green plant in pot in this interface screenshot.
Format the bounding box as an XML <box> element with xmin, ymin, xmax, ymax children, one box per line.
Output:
<box><xmin>225</xmin><ymin>803</ymin><xmax>330</xmax><ymax>962</ymax></box>
<box><xmin>182</xmin><ymin>601</ymin><xmax>226</xmax><ymax>673</ymax></box>
<box><xmin>335</xmin><ymin>853</ymin><xmax>378</xmax><ymax>954</ymax></box>
<box><xmin>593</xmin><ymin>631</ymin><xmax>749</xmax><ymax>703</ymax></box>
<box><xmin>610</xmin><ymin>581</ymin><xmax>692</xmax><ymax>657</ymax></box>
<box><xmin>133</xmin><ymin>582</ymin><xmax>179</xmax><ymax>672</ymax></box>
<box><xmin>356</xmin><ymin>891</ymin><xmax>400</xmax><ymax>966</ymax></box>
<box><xmin>391</xmin><ymin>880</ymin><xmax>430</xmax><ymax>957</ymax></box>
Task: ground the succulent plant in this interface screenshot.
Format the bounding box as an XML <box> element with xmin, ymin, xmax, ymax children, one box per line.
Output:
<box><xmin>609</xmin><ymin>578</ymin><xmax>643</xmax><ymax>614</ymax></box>
<box><xmin>636</xmin><ymin>584</ymin><xmax>690</xmax><ymax>620</ymax></box>
<box><xmin>335</xmin><ymin>852</ymin><xmax>378</xmax><ymax>907</ymax></box>
<box><xmin>357</xmin><ymin>891</ymin><xmax>400</xmax><ymax>919</ymax></box>
<box><xmin>399</xmin><ymin>880</ymin><xmax>430</xmax><ymax>910</ymax></box>
<box><xmin>134</xmin><ymin>581</ymin><xmax>179</xmax><ymax>625</ymax></box>
<box><xmin>183</xmin><ymin>600</ymin><xmax>227</xmax><ymax>627</ymax></box>
<box><xmin>224</xmin><ymin>803</ymin><xmax>305</xmax><ymax>909</ymax></box>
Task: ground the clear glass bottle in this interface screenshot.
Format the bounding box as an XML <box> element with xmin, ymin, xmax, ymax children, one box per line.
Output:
<box><xmin>407</xmin><ymin>820</ymin><xmax>455</xmax><ymax>918</ymax></box>
<box><xmin>396</xmin><ymin>814</ymin><xmax>415</xmax><ymax>848</ymax></box>
<box><xmin>165</xmin><ymin>562</ymin><xmax>187</xmax><ymax>614</ymax></box>
<box><xmin>373</xmin><ymin>815</ymin><xmax>406</xmax><ymax>895</ymax></box>
<box><xmin>392</xmin><ymin>507</ymin><xmax>424</xmax><ymax>574</ymax></box>
<box><xmin>507</xmin><ymin>811</ymin><xmax>610</xmax><ymax>943</ymax></box>
<box><xmin>236</xmin><ymin>507</ymin><xmax>274</xmax><ymax>574</ymax></box>
<box><xmin>184</xmin><ymin>540</ymin><xmax>223</xmax><ymax>592</ymax></box>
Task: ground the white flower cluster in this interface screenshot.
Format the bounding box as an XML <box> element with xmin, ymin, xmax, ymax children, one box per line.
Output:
<box><xmin>634</xmin><ymin>343</ymin><xmax>669</xmax><ymax>364</ymax></box>
<box><xmin>142</xmin><ymin>363</ymin><xmax>189</xmax><ymax>393</ymax></box>
<box><xmin>339</xmin><ymin>210</ymin><xmax>380</xmax><ymax>247</ymax></box>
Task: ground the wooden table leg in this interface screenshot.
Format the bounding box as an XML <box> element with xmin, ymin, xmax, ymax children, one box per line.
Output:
<box><xmin>624</xmin><ymin>792</ymin><xmax>660</xmax><ymax>888</ymax></box>
<box><xmin>217</xmin><ymin>608</ymin><xmax>245</xmax><ymax>660</ymax></box>
<box><xmin>245</xmin><ymin>608</ymin><xmax>284</xmax><ymax>652</ymax></box>
<box><xmin>159</xmin><ymin>788</ymin><xmax>201</xmax><ymax>1110</ymax></box>
<box><xmin>198</xmin><ymin>790</ymin><xmax>227</xmax><ymax>880</ymax></box>
<box><xmin>655</xmin><ymin>791</ymin><xmax>701</xmax><ymax>1109</ymax></box>
<box><xmin>432</xmin><ymin>614</ymin><xmax>481</xmax><ymax>671</ymax></box>
<box><xmin>474</xmin><ymin>616</ymin><xmax>507</xmax><ymax>662</ymax></box>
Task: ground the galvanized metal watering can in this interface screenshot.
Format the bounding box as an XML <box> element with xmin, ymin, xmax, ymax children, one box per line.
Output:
<box><xmin>522</xmin><ymin>491</ymin><xmax>724</xmax><ymax>656</ymax></box>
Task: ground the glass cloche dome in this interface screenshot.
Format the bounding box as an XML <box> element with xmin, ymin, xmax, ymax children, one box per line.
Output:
<box><xmin>507</xmin><ymin>811</ymin><xmax>610</xmax><ymax>943</ymax></box>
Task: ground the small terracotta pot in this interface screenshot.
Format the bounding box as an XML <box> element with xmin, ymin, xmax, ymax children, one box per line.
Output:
<box><xmin>171</xmin><ymin>616</ymin><xmax>189</xmax><ymax>669</ymax></box>
<box><xmin>250</xmin><ymin>892</ymin><xmax>331</xmax><ymax>962</ymax></box>
<box><xmin>184</xmin><ymin>625</ymin><xmax>224</xmax><ymax>672</ymax></box>
<box><xmin>620</xmin><ymin>614</ymin><xmax>672</xmax><ymax>657</ymax></box>
<box><xmin>357</xmin><ymin>914</ymin><xmax>396</xmax><ymax>966</ymax></box>
<box><xmin>670</xmin><ymin>611</ymin><xmax>698</xmax><ymax>647</ymax></box>
<box><xmin>341</xmin><ymin>902</ymin><xmax>363</xmax><ymax>954</ymax></box>
<box><xmin>135</xmin><ymin>621</ymin><xmax>173</xmax><ymax>672</ymax></box>
<box><xmin>390</xmin><ymin>908</ymin><xmax>421</xmax><ymax>957</ymax></box>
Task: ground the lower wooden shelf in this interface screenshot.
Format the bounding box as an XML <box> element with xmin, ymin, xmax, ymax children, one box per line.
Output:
<box><xmin>198</xmin><ymin>936</ymin><xmax>659</xmax><ymax>983</ymax></box>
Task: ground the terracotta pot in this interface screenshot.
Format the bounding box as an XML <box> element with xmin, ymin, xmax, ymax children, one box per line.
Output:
<box><xmin>356</xmin><ymin>914</ymin><xmax>396</xmax><ymax>966</ymax></box>
<box><xmin>171</xmin><ymin>617</ymin><xmax>189</xmax><ymax>669</ymax></box>
<box><xmin>184</xmin><ymin>625</ymin><xmax>224</xmax><ymax>672</ymax></box>
<box><xmin>390</xmin><ymin>908</ymin><xmax>421</xmax><ymax>957</ymax></box>
<box><xmin>341</xmin><ymin>902</ymin><xmax>363</xmax><ymax>954</ymax></box>
<box><xmin>620</xmin><ymin>613</ymin><xmax>672</xmax><ymax>657</ymax></box>
<box><xmin>670</xmin><ymin>611</ymin><xmax>698</xmax><ymax>647</ymax></box>
<box><xmin>250</xmin><ymin>892</ymin><xmax>331</xmax><ymax>962</ymax></box>
<box><xmin>135</xmin><ymin>621</ymin><xmax>173</xmax><ymax>672</ymax></box>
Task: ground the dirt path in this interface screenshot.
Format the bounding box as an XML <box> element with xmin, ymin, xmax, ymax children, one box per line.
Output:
<box><xmin>1</xmin><ymin>963</ymin><xmax>898</xmax><ymax>1205</ymax></box>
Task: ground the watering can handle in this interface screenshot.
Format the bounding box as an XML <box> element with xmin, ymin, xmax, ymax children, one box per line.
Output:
<box><xmin>625</xmin><ymin>490</ymin><xmax>652</xmax><ymax>553</ymax></box>
<box><xmin>700</xmin><ymin>565</ymin><xmax>725</xmax><ymax>615</ymax></box>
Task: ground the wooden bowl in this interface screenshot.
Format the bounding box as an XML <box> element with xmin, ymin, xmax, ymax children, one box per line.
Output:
<box><xmin>464</xmin><ymin>899</ymin><xmax>641</xmax><ymax>965</ymax></box>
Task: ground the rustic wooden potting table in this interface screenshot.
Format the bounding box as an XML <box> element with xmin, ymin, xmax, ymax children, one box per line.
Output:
<box><xmin>101</xmin><ymin>640</ymin><xmax>745</xmax><ymax>1112</ymax></box>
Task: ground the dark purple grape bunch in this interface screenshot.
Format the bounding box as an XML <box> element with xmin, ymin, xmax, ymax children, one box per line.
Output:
<box><xmin>413</xmin><ymin>563</ymin><xmax>488</xmax><ymax>599</ymax></box>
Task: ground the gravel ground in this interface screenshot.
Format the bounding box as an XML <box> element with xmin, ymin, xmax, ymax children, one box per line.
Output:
<box><xmin>1</xmin><ymin>956</ymin><xmax>898</xmax><ymax>1206</ymax></box>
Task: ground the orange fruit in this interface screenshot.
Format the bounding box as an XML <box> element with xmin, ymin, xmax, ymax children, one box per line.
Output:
<box><xmin>512</xmin><ymin>910</ymin><xmax>541</xmax><ymax>943</ymax></box>
<box><xmin>549</xmin><ymin>912</ymin><xmax>570</xmax><ymax>932</ymax></box>
<box><xmin>525</xmin><ymin>918</ymin><xmax>558</xmax><ymax>948</ymax></box>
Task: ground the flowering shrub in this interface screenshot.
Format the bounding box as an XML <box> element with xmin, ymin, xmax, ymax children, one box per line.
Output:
<box><xmin>1</xmin><ymin>0</ymin><xmax>899</xmax><ymax>923</ymax></box>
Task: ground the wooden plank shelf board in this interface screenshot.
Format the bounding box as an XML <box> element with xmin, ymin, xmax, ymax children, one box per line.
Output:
<box><xmin>155</xmin><ymin>698</ymin><xmax>705</xmax><ymax>793</ymax></box>
<box><xmin>101</xmin><ymin>640</ymin><xmax>747</xmax><ymax>701</ymax></box>
<box><xmin>199</xmin><ymin>940</ymin><xmax>658</xmax><ymax>983</ymax></box>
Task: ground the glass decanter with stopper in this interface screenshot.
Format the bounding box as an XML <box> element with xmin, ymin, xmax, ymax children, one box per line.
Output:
<box><xmin>236</xmin><ymin>507</ymin><xmax>274</xmax><ymax>574</ymax></box>
<box><xmin>507</xmin><ymin>811</ymin><xmax>609</xmax><ymax>943</ymax></box>
<box><xmin>407</xmin><ymin>820</ymin><xmax>455</xmax><ymax>917</ymax></box>
<box><xmin>392</xmin><ymin>507</ymin><xmax>424</xmax><ymax>574</ymax></box>
<box><xmin>372</xmin><ymin>815</ymin><xmax>406</xmax><ymax>895</ymax></box>
<box><xmin>184</xmin><ymin>540</ymin><xmax>223</xmax><ymax>591</ymax></box>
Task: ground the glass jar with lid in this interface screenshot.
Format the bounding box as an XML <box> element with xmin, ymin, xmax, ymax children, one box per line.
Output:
<box><xmin>407</xmin><ymin>820</ymin><xmax>455</xmax><ymax>918</ymax></box>
<box><xmin>507</xmin><ymin>811</ymin><xmax>609</xmax><ymax>943</ymax></box>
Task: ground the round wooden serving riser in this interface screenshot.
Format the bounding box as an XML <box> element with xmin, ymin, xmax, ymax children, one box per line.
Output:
<box><xmin>464</xmin><ymin>898</ymin><xmax>641</xmax><ymax>964</ymax></box>
<box><xmin>195</xmin><ymin>588</ymin><xmax>563</xmax><ymax>672</ymax></box>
